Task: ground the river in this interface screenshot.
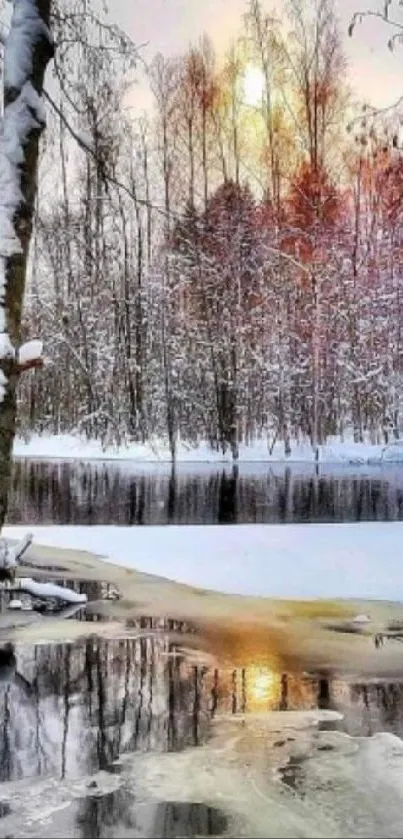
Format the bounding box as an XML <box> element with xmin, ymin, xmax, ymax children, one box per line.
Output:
<box><xmin>9</xmin><ymin>459</ymin><xmax>403</xmax><ymax>525</ymax></box>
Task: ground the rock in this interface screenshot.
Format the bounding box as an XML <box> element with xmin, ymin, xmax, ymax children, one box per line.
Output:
<box><xmin>104</xmin><ymin>585</ymin><xmax>121</xmax><ymax>601</ymax></box>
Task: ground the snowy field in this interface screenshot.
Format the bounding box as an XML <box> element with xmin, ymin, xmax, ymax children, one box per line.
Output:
<box><xmin>13</xmin><ymin>432</ymin><xmax>403</xmax><ymax>465</ymax></box>
<box><xmin>4</xmin><ymin>522</ymin><xmax>403</xmax><ymax>601</ymax></box>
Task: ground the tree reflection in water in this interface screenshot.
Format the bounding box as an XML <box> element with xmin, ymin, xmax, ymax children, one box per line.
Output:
<box><xmin>10</xmin><ymin>459</ymin><xmax>403</xmax><ymax>525</ymax></box>
<box><xmin>76</xmin><ymin>794</ymin><xmax>228</xmax><ymax>839</ymax></box>
<box><xmin>0</xmin><ymin>634</ymin><xmax>403</xmax><ymax>787</ymax></box>
<box><xmin>0</xmin><ymin>626</ymin><xmax>210</xmax><ymax>782</ymax></box>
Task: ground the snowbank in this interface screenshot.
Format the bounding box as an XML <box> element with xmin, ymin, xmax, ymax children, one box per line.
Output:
<box><xmin>12</xmin><ymin>433</ymin><xmax>395</xmax><ymax>465</ymax></box>
<box><xmin>4</xmin><ymin>521</ymin><xmax>403</xmax><ymax>601</ymax></box>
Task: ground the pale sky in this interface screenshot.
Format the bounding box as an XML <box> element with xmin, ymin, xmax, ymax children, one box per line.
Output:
<box><xmin>110</xmin><ymin>0</ymin><xmax>403</xmax><ymax>112</ymax></box>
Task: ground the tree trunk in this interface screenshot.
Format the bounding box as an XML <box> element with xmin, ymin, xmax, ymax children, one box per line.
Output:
<box><xmin>0</xmin><ymin>0</ymin><xmax>54</xmax><ymax>530</ymax></box>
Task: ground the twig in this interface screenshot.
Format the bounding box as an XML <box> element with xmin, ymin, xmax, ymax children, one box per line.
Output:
<box><xmin>42</xmin><ymin>88</ymin><xmax>181</xmax><ymax>221</ymax></box>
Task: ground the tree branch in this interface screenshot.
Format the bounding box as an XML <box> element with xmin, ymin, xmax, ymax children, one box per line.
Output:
<box><xmin>11</xmin><ymin>578</ymin><xmax>87</xmax><ymax>604</ymax></box>
<box><xmin>42</xmin><ymin>88</ymin><xmax>182</xmax><ymax>222</ymax></box>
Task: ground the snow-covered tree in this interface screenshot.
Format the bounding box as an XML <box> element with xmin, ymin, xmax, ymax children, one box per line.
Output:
<box><xmin>7</xmin><ymin>0</ymin><xmax>403</xmax><ymax>463</ymax></box>
<box><xmin>0</xmin><ymin>0</ymin><xmax>54</xmax><ymax>532</ymax></box>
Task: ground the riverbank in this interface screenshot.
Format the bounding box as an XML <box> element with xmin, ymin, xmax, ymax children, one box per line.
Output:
<box><xmin>13</xmin><ymin>432</ymin><xmax>401</xmax><ymax>465</ymax></box>
<box><xmin>3</xmin><ymin>532</ymin><xmax>403</xmax><ymax>677</ymax></box>
<box><xmin>5</xmin><ymin>522</ymin><xmax>403</xmax><ymax>601</ymax></box>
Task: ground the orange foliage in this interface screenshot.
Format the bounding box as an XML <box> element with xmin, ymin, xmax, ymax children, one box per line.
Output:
<box><xmin>182</xmin><ymin>47</ymin><xmax>220</xmax><ymax>114</ymax></box>
<box><xmin>380</xmin><ymin>158</ymin><xmax>403</xmax><ymax>226</ymax></box>
<box><xmin>281</xmin><ymin>161</ymin><xmax>343</xmax><ymax>270</ymax></box>
<box><xmin>287</xmin><ymin>161</ymin><xmax>342</xmax><ymax>231</ymax></box>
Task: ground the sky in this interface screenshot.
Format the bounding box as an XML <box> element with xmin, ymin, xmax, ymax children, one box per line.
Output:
<box><xmin>110</xmin><ymin>0</ymin><xmax>403</xmax><ymax>113</ymax></box>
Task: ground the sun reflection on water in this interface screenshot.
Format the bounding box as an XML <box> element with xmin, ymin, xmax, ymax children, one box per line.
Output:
<box><xmin>247</xmin><ymin>667</ymin><xmax>280</xmax><ymax>709</ymax></box>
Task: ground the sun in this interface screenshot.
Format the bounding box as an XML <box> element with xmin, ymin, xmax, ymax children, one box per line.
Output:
<box><xmin>242</xmin><ymin>65</ymin><xmax>265</xmax><ymax>107</ymax></box>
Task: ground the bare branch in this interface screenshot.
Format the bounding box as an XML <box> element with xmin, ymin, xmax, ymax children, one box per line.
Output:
<box><xmin>349</xmin><ymin>8</ymin><xmax>403</xmax><ymax>36</ymax></box>
<box><xmin>42</xmin><ymin>88</ymin><xmax>183</xmax><ymax>222</ymax></box>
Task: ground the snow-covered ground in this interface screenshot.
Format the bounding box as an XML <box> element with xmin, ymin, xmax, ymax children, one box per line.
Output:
<box><xmin>12</xmin><ymin>432</ymin><xmax>403</xmax><ymax>464</ymax></box>
<box><xmin>4</xmin><ymin>522</ymin><xmax>403</xmax><ymax>601</ymax></box>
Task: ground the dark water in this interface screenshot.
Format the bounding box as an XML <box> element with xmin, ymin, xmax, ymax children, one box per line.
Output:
<box><xmin>9</xmin><ymin>459</ymin><xmax>403</xmax><ymax>525</ymax></box>
<box><xmin>75</xmin><ymin>795</ymin><xmax>228</xmax><ymax>839</ymax></box>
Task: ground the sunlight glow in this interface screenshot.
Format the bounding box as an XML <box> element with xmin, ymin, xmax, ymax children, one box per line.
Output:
<box><xmin>248</xmin><ymin>668</ymin><xmax>276</xmax><ymax>703</ymax></box>
<box><xmin>242</xmin><ymin>65</ymin><xmax>265</xmax><ymax>107</ymax></box>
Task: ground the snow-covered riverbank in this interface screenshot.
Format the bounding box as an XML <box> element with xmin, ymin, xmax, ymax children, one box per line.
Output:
<box><xmin>5</xmin><ymin>521</ymin><xmax>403</xmax><ymax>601</ymax></box>
<box><xmin>13</xmin><ymin>432</ymin><xmax>403</xmax><ymax>465</ymax></box>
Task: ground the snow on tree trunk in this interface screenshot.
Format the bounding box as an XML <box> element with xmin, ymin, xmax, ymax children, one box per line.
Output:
<box><xmin>0</xmin><ymin>0</ymin><xmax>53</xmax><ymax>530</ymax></box>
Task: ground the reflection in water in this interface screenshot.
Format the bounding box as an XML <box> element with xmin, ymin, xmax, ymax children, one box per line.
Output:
<box><xmin>247</xmin><ymin>667</ymin><xmax>278</xmax><ymax>706</ymax></box>
<box><xmin>1</xmin><ymin>636</ymin><xmax>403</xmax><ymax>788</ymax></box>
<box><xmin>76</xmin><ymin>789</ymin><xmax>137</xmax><ymax>839</ymax></box>
<box><xmin>76</xmin><ymin>795</ymin><xmax>228</xmax><ymax>839</ymax></box>
<box><xmin>212</xmin><ymin>667</ymin><xmax>403</xmax><ymax>739</ymax></box>
<box><xmin>0</xmin><ymin>801</ymin><xmax>11</xmax><ymax>819</ymax></box>
<box><xmin>330</xmin><ymin>679</ymin><xmax>403</xmax><ymax>737</ymax></box>
<box><xmin>0</xmin><ymin>631</ymin><xmax>210</xmax><ymax>783</ymax></box>
<box><xmin>9</xmin><ymin>460</ymin><xmax>403</xmax><ymax>525</ymax></box>
<box><xmin>151</xmin><ymin>802</ymin><xmax>228</xmax><ymax>839</ymax></box>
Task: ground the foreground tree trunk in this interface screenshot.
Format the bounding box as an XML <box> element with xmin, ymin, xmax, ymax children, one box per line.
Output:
<box><xmin>0</xmin><ymin>0</ymin><xmax>54</xmax><ymax>530</ymax></box>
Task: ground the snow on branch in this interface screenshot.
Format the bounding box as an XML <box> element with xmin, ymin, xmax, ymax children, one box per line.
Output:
<box><xmin>17</xmin><ymin>338</ymin><xmax>43</xmax><ymax>371</ymax></box>
<box><xmin>0</xmin><ymin>532</ymin><xmax>33</xmax><ymax>574</ymax></box>
<box><xmin>0</xmin><ymin>532</ymin><xmax>87</xmax><ymax>605</ymax></box>
<box><xmin>12</xmin><ymin>577</ymin><xmax>87</xmax><ymax>604</ymax></box>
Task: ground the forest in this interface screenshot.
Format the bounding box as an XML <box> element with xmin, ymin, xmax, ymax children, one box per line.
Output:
<box><xmin>11</xmin><ymin>0</ymin><xmax>403</xmax><ymax>459</ymax></box>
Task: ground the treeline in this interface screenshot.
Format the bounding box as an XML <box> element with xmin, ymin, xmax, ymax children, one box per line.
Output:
<box><xmin>15</xmin><ymin>0</ymin><xmax>403</xmax><ymax>457</ymax></box>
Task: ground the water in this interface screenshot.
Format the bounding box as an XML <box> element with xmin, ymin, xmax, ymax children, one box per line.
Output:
<box><xmin>5</xmin><ymin>459</ymin><xmax>403</xmax><ymax>835</ymax></box>
<box><xmin>1</xmin><ymin>618</ymin><xmax>403</xmax><ymax>837</ymax></box>
<box><xmin>75</xmin><ymin>795</ymin><xmax>228</xmax><ymax>839</ymax></box>
<box><xmin>0</xmin><ymin>629</ymin><xmax>402</xmax><ymax>786</ymax></box>
<box><xmin>9</xmin><ymin>459</ymin><xmax>403</xmax><ymax>525</ymax></box>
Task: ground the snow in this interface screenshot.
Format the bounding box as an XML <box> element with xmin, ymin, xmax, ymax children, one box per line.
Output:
<box><xmin>13</xmin><ymin>577</ymin><xmax>87</xmax><ymax>604</ymax></box>
<box><xmin>351</xmin><ymin>614</ymin><xmax>371</xmax><ymax>624</ymax></box>
<box><xmin>0</xmin><ymin>332</ymin><xmax>14</xmax><ymax>358</ymax></box>
<box><xmin>0</xmin><ymin>81</ymin><xmax>45</xmax><ymax>255</ymax></box>
<box><xmin>12</xmin><ymin>432</ymin><xmax>396</xmax><ymax>464</ymax></box>
<box><xmin>0</xmin><ymin>83</ymin><xmax>44</xmax><ymax>264</ymax></box>
<box><xmin>4</xmin><ymin>0</ymin><xmax>51</xmax><ymax>90</ymax></box>
<box><xmin>0</xmin><ymin>369</ymin><xmax>7</xmax><ymax>402</ymax></box>
<box><xmin>8</xmin><ymin>598</ymin><xmax>23</xmax><ymax>610</ymax></box>
<box><xmin>74</xmin><ymin>129</ymin><xmax>95</xmax><ymax>153</ymax></box>
<box><xmin>18</xmin><ymin>337</ymin><xmax>42</xmax><ymax>365</ymax></box>
<box><xmin>4</xmin><ymin>521</ymin><xmax>403</xmax><ymax>601</ymax></box>
<box><xmin>0</xmin><ymin>530</ymin><xmax>32</xmax><ymax>569</ymax></box>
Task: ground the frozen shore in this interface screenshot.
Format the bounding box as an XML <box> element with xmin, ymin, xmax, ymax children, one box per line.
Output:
<box><xmin>13</xmin><ymin>432</ymin><xmax>403</xmax><ymax>465</ymax></box>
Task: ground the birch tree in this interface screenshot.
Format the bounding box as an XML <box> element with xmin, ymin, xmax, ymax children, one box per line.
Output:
<box><xmin>0</xmin><ymin>0</ymin><xmax>54</xmax><ymax>532</ymax></box>
<box><xmin>0</xmin><ymin>2</ymin><xmax>85</xmax><ymax>604</ymax></box>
